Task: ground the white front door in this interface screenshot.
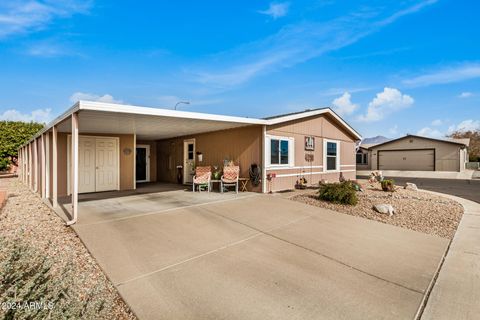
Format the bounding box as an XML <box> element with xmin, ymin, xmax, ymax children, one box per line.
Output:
<box><xmin>183</xmin><ymin>139</ymin><xmax>195</xmax><ymax>184</ymax></box>
<box><xmin>78</xmin><ymin>136</ymin><xmax>96</xmax><ymax>193</ymax></box>
<box><xmin>95</xmin><ymin>138</ymin><xmax>119</xmax><ymax>192</ymax></box>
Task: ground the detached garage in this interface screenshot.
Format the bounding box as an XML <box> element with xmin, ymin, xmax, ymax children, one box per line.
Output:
<box><xmin>368</xmin><ymin>135</ymin><xmax>469</xmax><ymax>172</ymax></box>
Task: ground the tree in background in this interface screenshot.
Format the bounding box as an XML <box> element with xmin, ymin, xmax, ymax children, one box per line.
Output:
<box><xmin>0</xmin><ymin>121</ymin><xmax>44</xmax><ymax>171</ymax></box>
<box><xmin>448</xmin><ymin>130</ymin><xmax>480</xmax><ymax>162</ymax></box>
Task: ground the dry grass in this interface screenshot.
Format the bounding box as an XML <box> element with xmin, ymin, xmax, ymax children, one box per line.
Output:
<box><xmin>290</xmin><ymin>180</ymin><xmax>464</xmax><ymax>239</ymax></box>
<box><xmin>0</xmin><ymin>178</ymin><xmax>136</xmax><ymax>319</ymax></box>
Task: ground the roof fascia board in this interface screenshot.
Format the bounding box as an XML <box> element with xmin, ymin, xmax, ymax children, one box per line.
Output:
<box><xmin>20</xmin><ymin>102</ymin><xmax>80</xmax><ymax>148</ymax></box>
<box><xmin>78</xmin><ymin>101</ymin><xmax>266</xmax><ymax>125</ymax></box>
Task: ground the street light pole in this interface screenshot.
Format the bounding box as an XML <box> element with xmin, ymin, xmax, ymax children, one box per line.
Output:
<box><xmin>174</xmin><ymin>101</ymin><xmax>190</xmax><ymax>110</ymax></box>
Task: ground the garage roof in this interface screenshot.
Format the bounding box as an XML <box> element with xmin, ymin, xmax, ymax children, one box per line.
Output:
<box><xmin>368</xmin><ymin>134</ymin><xmax>469</xmax><ymax>149</ymax></box>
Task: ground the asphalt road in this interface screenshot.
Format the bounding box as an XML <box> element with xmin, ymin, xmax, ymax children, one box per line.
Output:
<box><xmin>358</xmin><ymin>175</ymin><xmax>480</xmax><ymax>203</ymax></box>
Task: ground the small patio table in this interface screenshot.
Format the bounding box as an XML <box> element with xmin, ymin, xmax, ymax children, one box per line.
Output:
<box><xmin>239</xmin><ymin>178</ymin><xmax>249</xmax><ymax>192</ymax></box>
<box><xmin>210</xmin><ymin>179</ymin><xmax>222</xmax><ymax>192</ymax></box>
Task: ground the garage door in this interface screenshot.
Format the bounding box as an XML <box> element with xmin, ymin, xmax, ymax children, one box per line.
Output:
<box><xmin>378</xmin><ymin>149</ymin><xmax>434</xmax><ymax>171</ymax></box>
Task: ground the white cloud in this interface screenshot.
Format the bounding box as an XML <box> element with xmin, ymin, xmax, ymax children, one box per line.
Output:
<box><xmin>357</xmin><ymin>87</ymin><xmax>414</xmax><ymax>122</ymax></box>
<box><xmin>70</xmin><ymin>92</ymin><xmax>123</xmax><ymax>104</ymax></box>
<box><xmin>192</xmin><ymin>1</ymin><xmax>437</xmax><ymax>89</ymax></box>
<box><xmin>389</xmin><ymin>124</ymin><xmax>399</xmax><ymax>135</ymax></box>
<box><xmin>258</xmin><ymin>2</ymin><xmax>290</xmax><ymax>19</ymax></box>
<box><xmin>331</xmin><ymin>92</ymin><xmax>358</xmax><ymax>116</ymax></box>
<box><xmin>0</xmin><ymin>1</ymin><xmax>92</xmax><ymax>38</ymax></box>
<box><xmin>458</xmin><ymin>91</ymin><xmax>473</xmax><ymax>98</ymax></box>
<box><xmin>448</xmin><ymin>119</ymin><xmax>480</xmax><ymax>133</ymax></box>
<box><xmin>431</xmin><ymin>119</ymin><xmax>443</xmax><ymax>126</ymax></box>
<box><xmin>403</xmin><ymin>63</ymin><xmax>480</xmax><ymax>87</ymax></box>
<box><xmin>0</xmin><ymin>108</ymin><xmax>52</xmax><ymax>123</ymax></box>
<box><xmin>24</xmin><ymin>39</ymin><xmax>79</xmax><ymax>57</ymax></box>
<box><xmin>417</xmin><ymin>127</ymin><xmax>444</xmax><ymax>139</ymax></box>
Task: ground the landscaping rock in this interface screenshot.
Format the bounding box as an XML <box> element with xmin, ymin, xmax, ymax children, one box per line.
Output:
<box><xmin>373</xmin><ymin>204</ymin><xmax>396</xmax><ymax>216</ymax></box>
<box><xmin>0</xmin><ymin>178</ymin><xmax>136</xmax><ymax>319</ymax></box>
<box><xmin>405</xmin><ymin>182</ymin><xmax>418</xmax><ymax>191</ymax></box>
<box><xmin>290</xmin><ymin>180</ymin><xmax>464</xmax><ymax>239</ymax></box>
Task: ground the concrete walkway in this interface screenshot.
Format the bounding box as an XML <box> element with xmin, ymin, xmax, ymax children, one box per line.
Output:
<box><xmin>357</xmin><ymin>170</ymin><xmax>476</xmax><ymax>180</ymax></box>
<box><xmin>420</xmin><ymin>191</ymin><xmax>480</xmax><ymax>320</ymax></box>
<box><xmin>68</xmin><ymin>189</ymin><xmax>449</xmax><ymax>320</ymax></box>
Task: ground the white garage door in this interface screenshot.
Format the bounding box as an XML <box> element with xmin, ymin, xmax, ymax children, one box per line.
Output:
<box><xmin>378</xmin><ymin>149</ymin><xmax>434</xmax><ymax>171</ymax></box>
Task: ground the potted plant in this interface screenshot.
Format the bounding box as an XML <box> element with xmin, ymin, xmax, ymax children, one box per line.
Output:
<box><xmin>212</xmin><ymin>166</ymin><xmax>221</xmax><ymax>180</ymax></box>
<box><xmin>381</xmin><ymin>179</ymin><xmax>395</xmax><ymax>192</ymax></box>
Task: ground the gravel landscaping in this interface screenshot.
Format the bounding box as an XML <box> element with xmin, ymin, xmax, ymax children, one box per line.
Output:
<box><xmin>290</xmin><ymin>180</ymin><xmax>464</xmax><ymax>239</ymax></box>
<box><xmin>0</xmin><ymin>178</ymin><xmax>136</xmax><ymax>319</ymax></box>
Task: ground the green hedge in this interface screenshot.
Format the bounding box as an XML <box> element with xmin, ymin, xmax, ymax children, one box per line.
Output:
<box><xmin>317</xmin><ymin>181</ymin><xmax>358</xmax><ymax>205</ymax></box>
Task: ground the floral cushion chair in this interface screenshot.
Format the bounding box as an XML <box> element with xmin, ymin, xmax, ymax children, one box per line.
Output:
<box><xmin>193</xmin><ymin>166</ymin><xmax>211</xmax><ymax>192</ymax></box>
<box><xmin>221</xmin><ymin>165</ymin><xmax>240</xmax><ymax>193</ymax></box>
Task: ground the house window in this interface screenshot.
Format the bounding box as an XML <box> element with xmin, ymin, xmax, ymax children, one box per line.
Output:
<box><xmin>324</xmin><ymin>140</ymin><xmax>339</xmax><ymax>171</ymax></box>
<box><xmin>356</xmin><ymin>151</ymin><xmax>368</xmax><ymax>164</ymax></box>
<box><xmin>187</xmin><ymin>143</ymin><xmax>194</xmax><ymax>160</ymax></box>
<box><xmin>271</xmin><ymin>139</ymin><xmax>289</xmax><ymax>165</ymax></box>
<box><xmin>268</xmin><ymin>136</ymin><xmax>293</xmax><ymax>166</ymax></box>
<box><xmin>356</xmin><ymin>152</ymin><xmax>362</xmax><ymax>164</ymax></box>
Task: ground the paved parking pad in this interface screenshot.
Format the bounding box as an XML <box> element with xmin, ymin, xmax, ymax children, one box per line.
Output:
<box><xmin>73</xmin><ymin>191</ymin><xmax>449</xmax><ymax>319</ymax></box>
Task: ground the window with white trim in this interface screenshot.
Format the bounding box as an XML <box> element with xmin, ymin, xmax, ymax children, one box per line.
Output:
<box><xmin>324</xmin><ymin>140</ymin><xmax>340</xmax><ymax>171</ymax></box>
<box><xmin>356</xmin><ymin>151</ymin><xmax>368</xmax><ymax>164</ymax></box>
<box><xmin>267</xmin><ymin>136</ymin><xmax>294</xmax><ymax>166</ymax></box>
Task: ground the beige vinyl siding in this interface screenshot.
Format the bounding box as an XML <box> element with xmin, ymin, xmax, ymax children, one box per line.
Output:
<box><xmin>265</xmin><ymin>114</ymin><xmax>358</xmax><ymax>192</ymax></box>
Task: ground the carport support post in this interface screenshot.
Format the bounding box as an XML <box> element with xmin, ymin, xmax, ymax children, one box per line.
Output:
<box><xmin>28</xmin><ymin>143</ymin><xmax>33</xmax><ymax>189</ymax></box>
<box><xmin>262</xmin><ymin>125</ymin><xmax>267</xmax><ymax>193</ymax></box>
<box><xmin>52</xmin><ymin>126</ymin><xmax>58</xmax><ymax>208</ymax></box>
<box><xmin>45</xmin><ymin>132</ymin><xmax>50</xmax><ymax>199</ymax></box>
<box><xmin>33</xmin><ymin>138</ymin><xmax>38</xmax><ymax>192</ymax></box>
<box><xmin>67</xmin><ymin>113</ymin><xmax>79</xmax><ymax>225</ymax></box>
<box><xmin>40</xmin><ymin>133</ymin><xmax>46</xmax><ymax>199</ymax></box>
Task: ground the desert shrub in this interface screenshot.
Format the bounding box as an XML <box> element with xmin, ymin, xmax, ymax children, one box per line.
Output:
<box><xmin>0</xmin><ymin>236</ymin><xmax>107</xmax><ymax>319</ymax></box>
<box><xmin>317</xmin><ymin>181</ymin><xmax>358</xmax><ymax>205</ymax></box>
<box><xmin>381</xmin><ymin>179</ymin><xmax>395</xmax><ymax>192</ymax></box>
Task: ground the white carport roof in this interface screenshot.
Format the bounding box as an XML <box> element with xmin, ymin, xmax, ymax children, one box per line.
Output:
<box><xmin>22</xmin><ymin>101</ymin><xmax>362</xmax><ymax>145</ymax></box>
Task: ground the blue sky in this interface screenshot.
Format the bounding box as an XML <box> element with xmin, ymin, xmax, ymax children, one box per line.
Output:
<box><xmin>0</xmin><ymin>0</ymin><xmax>479</xmax><ymax>139</ymax></box>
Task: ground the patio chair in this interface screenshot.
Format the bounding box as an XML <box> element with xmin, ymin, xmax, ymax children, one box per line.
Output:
<box><xmin>193</xmin><ymin>166</ymin><xmax>211</xmax><ymax>192</ymax></box>
<box><xmin>221</xmin><ymin>165</ymin><xmax>240</xmax><ymax>194</ymax></box>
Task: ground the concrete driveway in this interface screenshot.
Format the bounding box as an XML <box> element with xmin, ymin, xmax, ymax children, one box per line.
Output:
<box><xmin>72</xmin><ymin>189</ymin><xmax>448</xmax><ymax>320</ymax></box>
<box><xmin>357</xmin><ymin>176</ymin><xmax>480</xmax><ymax>204</ymax></box>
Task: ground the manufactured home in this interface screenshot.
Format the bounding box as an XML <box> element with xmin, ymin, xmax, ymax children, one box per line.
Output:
<box><xmin>17</xmin><ymin>101</ymin><xmax>361</xmax><ymax>224</ymax></box>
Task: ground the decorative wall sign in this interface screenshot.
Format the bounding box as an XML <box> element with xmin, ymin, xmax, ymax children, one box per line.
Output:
<box><xmin>123</xmin><ymin>148</ymin><xmax>132</xmax><ymax>155</ymax></box>
<box><xmin>305</xmin><ymin>136</ymin><xmax>315</xmax><ymax>151</ymax></box>
<box><xmin>305</xmin><ymin>154</ymin><xmax>314</xmax><ymax>162</ymax></box>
